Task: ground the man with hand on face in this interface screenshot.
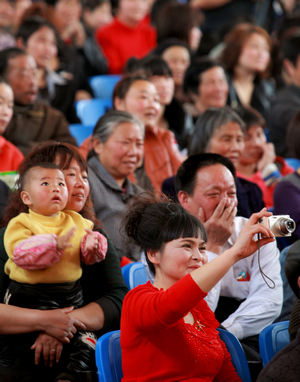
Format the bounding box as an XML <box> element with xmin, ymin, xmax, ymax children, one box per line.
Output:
<box><xmin>175</xmin><ymin>153</ymin><xmax>283</xmax><ymax>378</ymax></box>
<box><xmin>0</xmin><ymin>48</ymin><xmax>77</xmax><ymax>156</ymax></box>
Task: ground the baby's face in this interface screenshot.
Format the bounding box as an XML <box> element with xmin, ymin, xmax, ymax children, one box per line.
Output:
<box><xmin>21</xmin><ymin>167</ymin><xmax>68</xmax><ymax>216</ymax></box>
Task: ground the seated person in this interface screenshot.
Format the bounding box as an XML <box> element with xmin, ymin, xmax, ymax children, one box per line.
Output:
<box><xmin>183</xmin><ymin>57</ymin><xmax>229</xmax><ymax>121</ymax></box>
<box><xmin>0</xmin><ymin>48</ymin><xmax>77</xmax><ymax>155</ymax></box>
<box><xmin>0</xmin><ymin>79</ymin><xmax>23</xmax><ymax>171</ymax></box>
<box><xmin>4</xmin><ymin>162</ymin><xmax>107</xmax><ymax>382</ymax></box>
<box><xmin>82</xmin><ymin>0</ymin><xmax>112</xmax><ymax>34</ymax></box>
<box><xmin>176</xmin><ymin>153</ymin><xmax>282</xmax><ymax>379</ymax></box>
<box><xmin>122</xmin><ymin>191</ymin><xmax>275</xmax><ymax>381</ymax></box>
<box><xmin>16</xmin><ymin>16</ymin><xmax>80</xmax><ymax>124</ymax></box>
<box><xmin>235</xmin><ymin>105</ymin><xmax>293</xmax><ymax>209</ymax></box>
<box><xmin>126</xmin><ymin>55</ymin><xmax>193</xmax><ymax>151</ymax></box>
<box><xmin>153</xmin><ymin>38</ymin><xmax>191</xmax><ymax>104</ymax></box>
<box><xmin>95</xmin><ymin>0</ymin><xmax>156</xmax><ymax>74</ymax></box>
<box><xmin>0</xmin><ymin>0</ymin><xmax>15</xmax><ymax>51</ymax></box>
<box><xmin>163</xmin><ymin>106</ymin><xmax>265</xmax><ymax>218</ymax></box>
<box><xmin>269</xmin><ymin>35</ymin><xmax>300</xmax><ymax>157</ymax></box>
<box><xmin>88</xmin><ymin>110</ymin><xmax>145</xmax><ymax>262</ymax></box>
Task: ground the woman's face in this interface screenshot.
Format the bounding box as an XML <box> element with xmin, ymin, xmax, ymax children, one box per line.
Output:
<box><xmin>162</xmin><ymin>46</ymin><xmax>190</xmax><ymax>87</ymax></box>
<box><xmin>25</xmin><ymin>26</ymin><xmax>57</xmax><ymax>69</ymax></box>
<box><xmin>57</xmin><ymin>158</ymin><xmax>90</xmax><ymax>212</ymax></box>
<box><xmin>196</xmin><ymin>66</ymin><xmax>229</xmax><ymax>112</ymax></box>
<box><xmin>115</xmin><ymin>80</ymin><xmax>160</xmax><ymax>127</ymax></box>
<box><xmin>150</xmin><ymin>75</ymin><xmax>174</xmax><ymax>106</ymax></box>
<box><xmin>238</xmin><ymin>33</ymin><xmax>270</xmax><ymax>74</ymax></box>
<box><xmin>55</xmin><ymin>0</ymin><xmax>82</xmax><ymax>26</ymax></box>
<box><xmin>239</xmin><ymin>124</ymin><xmax>266</xmax><ymax>165</ymax></box>
<box><xmin>93</xmin><ymin>122</ymin><xmax>144</xmax><ymax>183</ymax></box>
<box><xmin>151</xmin><ymin>236</ymin><xmax>207</xmax><ymax>285</ymax></box>
<box><xmin>0</xmin><ymin>83</ymin><xmax>14</xmax><ymax>135</ymax></box>
<box><xmin>208</xmin><ymin>121</ymin><xmax>244</xmax><ymax>165</ymax></box>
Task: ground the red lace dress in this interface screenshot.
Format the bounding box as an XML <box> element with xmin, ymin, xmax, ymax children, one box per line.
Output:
<box><xmin>121</xmin><ymin>274</ymin><xmax>241</xmax><ymax>382</ymax></box>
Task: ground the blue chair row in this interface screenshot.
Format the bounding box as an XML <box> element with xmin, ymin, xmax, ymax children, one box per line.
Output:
<box><xmin>89</xmin><ymin>75</ymin><xmax>122</xmax><ymax>99</ymax></box>
<box><xmin>96</xmin><ymin>329</ymin><xmax>251</xmax><ymax>382</ymax></box>
<box><xmin>259</xmin><ymin>320</ymin><xmax>290</xmax><ymax>367</ymax></box>
<box><xmin>69</xmin><ymin>124</ymin><xmax>94</xmax><ymax>146</ymax></box>
<box><xmin>121</xmin><ymin>262</ymin><xmax>147</xmax><ymax>290</ymax></box>
<box><xmin>285</xmin><ymin>157</ymin><xmax>300</xmax><ymax>170</ymax></box>
<box><xmin>76</xmin><ymin>98</ymin><xmax>113</xmax><ymax>126</ymax></box>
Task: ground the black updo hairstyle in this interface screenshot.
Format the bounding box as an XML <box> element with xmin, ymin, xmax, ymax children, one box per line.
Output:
<box><xmin>123</xmin><ymin>192</ymin><xmax>207</xmax><ymax>275</ymax></box>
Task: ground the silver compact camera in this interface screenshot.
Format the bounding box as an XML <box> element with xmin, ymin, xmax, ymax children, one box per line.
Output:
<box><xmin>260</xmin><ymin>215</ymin><xmax>296</xmax><ymax>237</ymax></box>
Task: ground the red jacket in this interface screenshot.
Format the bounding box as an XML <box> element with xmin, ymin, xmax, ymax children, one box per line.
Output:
<box><xmin>95</xmin><ymin>17</ymin><xmax>156</xmax><ymax>74</ymax></box>
<box><xmin>0</xmin><ymin>136</ymin><xmax>24</xmax><ymax>172</ymax></box>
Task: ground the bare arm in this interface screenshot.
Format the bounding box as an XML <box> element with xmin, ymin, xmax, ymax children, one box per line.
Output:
<box><xmin>68</xmin><ymin>302</ymin><xmax>105</xmax><ymax>331</ymax></box>
<box><xmin>0</xmin><ymin>304</ymin><xmax>85</xmax><ymax>342</ymax></box>
<box><xmin>191</xmin><ymin>209</ymin><xmax>275</xmax><ymax>293</ymax></box>
<box><xmin>190</xmin><ymin>0</ymin><xmax>233</xmax><ymax>9</ymax></box>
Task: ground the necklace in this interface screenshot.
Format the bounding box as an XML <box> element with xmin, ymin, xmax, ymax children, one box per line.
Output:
<box><xmin>195</xmin><ymin>319</ymin><xmax>206</xmax><ymax>333</ymax></box>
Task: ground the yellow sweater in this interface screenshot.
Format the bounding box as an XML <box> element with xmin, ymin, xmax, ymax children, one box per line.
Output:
<box><xmin>4</xmin><ymin>210</ymin><xmax>93</xmax><ymax>284</ymax></box>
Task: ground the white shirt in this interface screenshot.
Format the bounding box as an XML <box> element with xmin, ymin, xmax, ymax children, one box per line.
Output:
<box><xmin>205</xmin><ymin>216</ymin><xmax>283</xmax><ymax>340</ymax></box>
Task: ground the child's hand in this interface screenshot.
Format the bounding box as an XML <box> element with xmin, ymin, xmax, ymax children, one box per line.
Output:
<box><xmin>84</xmin><ymin>229</ymin><xmax>99</xmax><ymax>252</ymax></box>
<box><xmin>57</xmin><ymin>227</ymin><xmax>76</xmax><ymax>251</ymax></box>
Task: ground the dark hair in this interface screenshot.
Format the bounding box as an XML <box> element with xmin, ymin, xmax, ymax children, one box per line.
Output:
<box><xmin>156</xmin><ymin>3</ymin><xmax>203</xmax><ymax>46</ymax></box>
<box><xmin>234</xmin><ymin>105</ymin><xmax>266</xmax><ymax>131</ymax></box>
<box><xmin>112</xmin><ymin>75</ymin><xmax>151</xmax><ymax>103</ymax></box>
<box><xmin>175</xmin><ymin>153</ymin><xmax>236</xmax><ymax>196</ymax></box>
<box><xmin>153</xmin><ymin>37</ymin><xmax>191</xmax><ymax>57</ymax></box>
<box><xmin>84</xmin><ymin>0</ymin><xmax>109</xmax><ymax>10</ymax></box>
<box><xmin>220</xmin><ymin>22</ymin><xmax>271</xmax><ymax>78</ymax></box>
<box><xmin>16</xmin><ymin>16</ymin><xmax>58</xmax><ymax>46</ymax></box>
<box><xmin>123</xmin><ymin>192</ymin><xmax>207</xmax><ymax>275</ymax></box>
<box><xmin>125</xmin><ymin>55</ymin><xmax>172</xmax><ymax>78</ymax></box>
<box><xmin>188</xmin><ymin>107</ymin><xmax>245</xmax><ymax>156</ymax></box>
<box><xmin>21</xmin><ymin>162</ymin><xmax>61</xmax><ymax>190</ymax></box>
<box><xmin>2</xmin><ymin>141</ymin><xmax>101</xmax><ymax>228</ymax></box>
<box><xmin>285</xmin><ymin>243</ymin><xmax>300</xmax><ymax>298</ymax></box>
<box><xmin>279</xmin><ymin>34</ymin><xmax>300</xmax><ymax>66</ymax></box>
<box><xmin>183</xmin><ymin>57</ymin><xmax>226</xmax><ymax>96</ymax></box>
<box><xmin>0</xmin><ymin>47</ymin><xmax>27</xmax><ymax>79</ymax></box>
<box><xmin>286</xmin><ymin>111</ymin><xmax>300</xmax><ymax>160</ymax></box>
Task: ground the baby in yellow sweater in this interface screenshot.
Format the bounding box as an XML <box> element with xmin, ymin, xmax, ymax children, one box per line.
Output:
<box><xmin>3</xmin><ymin>162</ymin><xmax>107</xmax><ymax>382</ymax></box>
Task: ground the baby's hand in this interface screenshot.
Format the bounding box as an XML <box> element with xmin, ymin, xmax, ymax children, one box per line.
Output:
<box><xmin>57</xmin><ymin>227</ymin><xmax>76</xmax><ymax>251</ymax></box>
<box><xmin>84</xmin><ymin>229</ymin><xmax>99</xmax><ymax>252</ymax></box>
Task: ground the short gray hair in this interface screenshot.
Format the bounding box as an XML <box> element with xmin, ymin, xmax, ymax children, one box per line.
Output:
<box><xmin>188</xmin><ymin>106</ymin><xmax>245</xmax><ymax>156</ymax></box>
<box><xmin>92</xmin><ymin>110</ymin><xmax>145</xmax><ymax>144</ymax></box>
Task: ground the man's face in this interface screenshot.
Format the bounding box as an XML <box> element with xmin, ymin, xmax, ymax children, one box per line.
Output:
<box><xmin>6</xmin><ymin>54</ymin><xmax>38</xmax><ymax>105</ymax></box>
<box><xmin>180</xmin><ymin>164</ymin><xmax>237</xmax><ymax>221</ymax></box>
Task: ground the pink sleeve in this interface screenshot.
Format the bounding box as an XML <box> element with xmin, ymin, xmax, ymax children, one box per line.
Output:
<box><xmin>80</xmin><ymin>231</ymin><xmax>108</xmax><ymax>265</ymax></box>
<box><xmin>14</xmin><ymin>234</ymin><xmax>63</xmax><ymax>270</ymax></box>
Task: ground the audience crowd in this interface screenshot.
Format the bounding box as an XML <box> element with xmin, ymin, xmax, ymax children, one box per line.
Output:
<box><xmin>0</xmin><ymin>0</ymin><xmax>299</xmax><ymax>381</ymax></box>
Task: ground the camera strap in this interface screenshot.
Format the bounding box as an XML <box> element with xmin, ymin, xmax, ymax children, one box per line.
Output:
<box><xmin>257</xmin><ymin>233</ymin><xmax>276</xmax><ymax>289</ymax></box>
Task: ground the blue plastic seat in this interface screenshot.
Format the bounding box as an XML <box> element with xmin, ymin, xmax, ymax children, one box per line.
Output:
<box><xmin>76</xmin><ymin>98</ymin><xmax>112</xmax><ymax>126</ymax></box>
<box><xmin>89</xmin><ymin>75</ymin><xmax>122</xmax><ymax>99</ymax></box>
<box><xmin>96</xmin><ymin>330</ymin><xmax>122</xmax><ymax>382</ymax></box>
<box><xmin>69</xmin><ymin>124</ymin><xmax>94</xmax><ymax>146</ymax></box>
<box><xmin>217</xmin><ymin>329</ymin><xmax>252</xmax><ymax>382</ymax></box>
<box><xmin>285</xmin><ymin>158</ymin><xmax>300</xmax><ymax>170</ymax></box>
<box><xmin>122</xmin><ymin>262</ymin><xmax>147</xmax><ymax>290</ymax></box>
<box><xmin>259</xmin><ymin>321</ymin><xmax>290</xmax><ymax>367</ymax></box>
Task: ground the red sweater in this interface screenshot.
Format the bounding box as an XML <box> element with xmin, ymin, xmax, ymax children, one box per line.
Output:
<box><xmin>121</xmin><ymin>275</ymin><xmax>241</xmax><ymax>382</ymax></box>
<box><xmin>0</xmin><ymin>136</ymin><xmax>24</xmax><ymax>172</ymax></box>
<box><xmin>95</xmin><ymin>18</ymin><xmax>156</xmax><ymax>74</ymax></box>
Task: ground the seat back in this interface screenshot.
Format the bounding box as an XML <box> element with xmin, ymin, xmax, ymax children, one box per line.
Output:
<box><xmin>76</xmin><ymin>98</ymin><xmax>112</xmax><ymax>126</ymax></box>
<box><xmin>122</xmin><ymin>262</ymin><xmax>148</xmax><ymax>290</ymax></box>
<box><xmin>217</xmin><ymin>329</ymin><xmax>252</xmax><ymax>382</ymax></box>
<box><xmin>89</xmin><ymin>75</ymin><xmax>122</xmax><ymax>99</ymax></box>
<box><xmin>69</xmin><ymin>124</ymin><xmax>94</xmax><ymax>146</ymax></box>
<box><xmin>96</xmin><ymin>330</ymin><xmax>123</xmax><ymax>382</ymax></box>
<box><xmin>259</xmin><ymin>321</ymin><xmax>290</xmax><ymax>367</ymax></box>
<box><xmin>285</xmin><ymin>158</ymin><xmax>300</xmax><ymax>170</ymax></box>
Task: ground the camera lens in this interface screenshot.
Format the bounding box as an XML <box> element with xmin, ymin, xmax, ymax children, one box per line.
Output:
<box><xmin>279</xmin><ymin>218</ymin><xmax>295</xmax><ymax>234</ymax></box>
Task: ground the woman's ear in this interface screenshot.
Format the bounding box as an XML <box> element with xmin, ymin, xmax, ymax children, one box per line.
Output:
<box><xmin>147</xmin><ymin>250</ymin><xmax>160</xmax><ymax>265</ymax></box>
<box><xmin>114</xmin><ymin>97</ymin><xmax>126</xmax><ymax>111</ymax></box>
<box><xmin>92</xmin><ymin>137</ymin><xmax>103</xmax><ymax>155</ymax></box>
<box><xmin>20</xmin><ymin>191</ymin><xmax>32</xmax><ymax>206</ymax></box>
<box><xmin>16</xmin><ymin>37</ymin><xmax>25</xmax><ymax>49</ymax></box>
